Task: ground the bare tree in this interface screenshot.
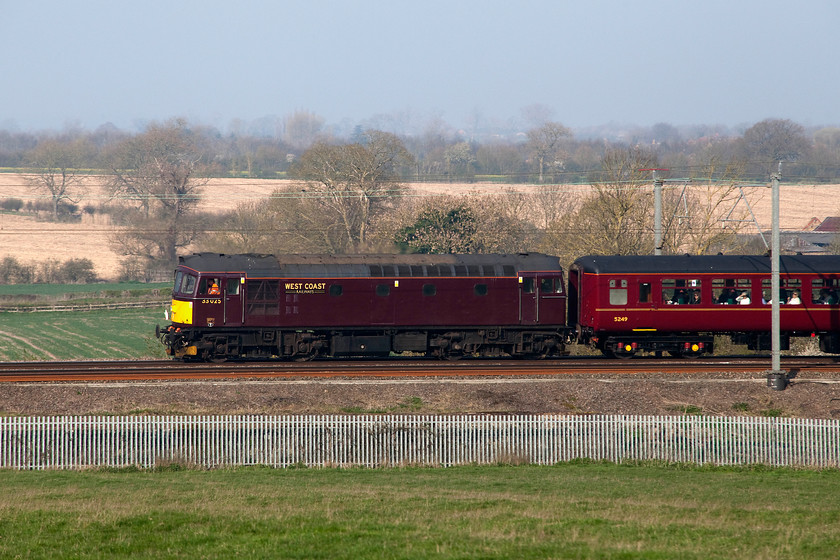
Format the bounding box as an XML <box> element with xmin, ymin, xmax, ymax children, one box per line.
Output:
<box><xmin>660</xmin><ymin>144</ymin><xmax>758</xmax><ymax>255</ymax></box>
<box><xmin>105</xmin><ymin>120</ymin><xmax>209</xmax><ymax>265</ymax></box>
<box><xmin>526</xmin><ymin>122</ymin><xmax>571</xmax><ymax>182</ymax></box>
<box><xmin>25</xmin><ymin>138</ymin><xmax>90</xmax><ymax>219</ymax></box>
<box><xmin>542</xmin><ymin>147</ymin><xmax>656</xmax><ymax>260</ymax></box>
<box><xmin>291</xmin><ymin>130</ymin><xmax>413</xmax><ymax>252</ymax></box>
<box><xmin>739</xmin><ymin>118</ymin><xmax>810</xmax><ymax>178</ymax></box>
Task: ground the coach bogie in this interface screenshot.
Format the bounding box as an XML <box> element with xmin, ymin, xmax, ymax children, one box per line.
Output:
<box><xmin>596</xmin><ymin>335</ymin><xmax>714</xmax><ymax>358</ymax></box>
<box><xmin>819</xmin><ymin>333</ymin><xmax>840</xmax><ymax>354</ymax></box>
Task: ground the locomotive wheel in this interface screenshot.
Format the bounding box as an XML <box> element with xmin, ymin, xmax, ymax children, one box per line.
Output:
<box><xmin>202</xmin><ymin>350</ymin><xmax>227</xmax><ymax>363</ymax></box>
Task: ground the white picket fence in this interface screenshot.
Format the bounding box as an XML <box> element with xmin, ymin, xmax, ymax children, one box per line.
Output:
<box><xmin>1</xmin><ymin>415</ymin><xmax>838</xmax><ymax>470</ymax></box>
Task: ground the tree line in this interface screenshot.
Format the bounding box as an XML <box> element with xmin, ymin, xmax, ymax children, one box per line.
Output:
<box><xmin>2</xmin><ymin>116</ymin><xmax>839</xmax><ymax>279</ymax></box>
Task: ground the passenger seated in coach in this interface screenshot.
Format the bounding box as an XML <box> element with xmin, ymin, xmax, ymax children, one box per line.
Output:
<box><xmin>736</xmin><ymin>291</ymin><xmax>751</xmax><ymax>305</ymax></box>
<box><xmin>717</xmin><ymin>288</ymin><xmax>735</xmax><ymax>304</ymax></box>
<box><xmin>689</xmin><ymin>291</ymin><xmax>701</xmax><ymax>304</ymax></box>
<box><xmin>787</xmin><ymin>290</ymin><xmax>802</xmax><ymax>305</ymax></box>
<box><xmin>672</xmin><ymin>289</ymin><xmax>688</xmax><ymax>305</ymax></box>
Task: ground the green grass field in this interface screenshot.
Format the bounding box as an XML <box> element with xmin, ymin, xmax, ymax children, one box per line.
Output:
<box><xmin>0</xmin><ymin>308</ymin><xmax>168</xmax><ymax>360</ymax></box>
<box><xmin>0</xmin><ymin>462</ymin><xmax>838</xmax><ymax>559</ymax></box>
<box><xmin>0</xmin><ymin>282</ymin><xmax>169</xmax><ymax>297</ymax></box>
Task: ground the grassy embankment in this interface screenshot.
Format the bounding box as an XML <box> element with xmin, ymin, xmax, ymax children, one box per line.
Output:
<box><xmin>1</xmin><ymin>462</ymin><xmax>838</xmax><ymax>559</ymax></box>
<box><xmin>0</xmin><ymin>283</ymin><xmax>170</xmax><ymax>360</ymax></box>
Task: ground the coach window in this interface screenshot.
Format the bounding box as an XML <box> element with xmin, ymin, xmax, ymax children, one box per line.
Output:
<box><xmin>329</xmin><ymin>284</ymin><xmax>343</xmax><ymax>297</ymax></box>
<box><xmin>422</xmin><ymin>283</ymin><xmax>437</xmax><ymax>296</ymax></box>
<box><xmin>762</xmin><ymin>278</ymin><xmax>801</xmax><ymax>304</ymax></box>
<box><xmin>376</xmin><ymin>284</ymin><xmax>390</xmax><ymax>297</ymax></box>
<box><xmin>609</xmin><ymin>279</ymin><xmax>628</xmax><ymax>306</ymax></box>
<box><xmin>662</xmin><ymin>279</ymin><xmax>700</xmax><ymax>305</ymax></box>
<box><xmin>639</xmin><ymin>282</ymin><xmax>651</xmax><ymax>303</ymax></box>
<box><xmin>226</xmin><ymin>278</ymin><xmax>240</xmax><ymax>295</ymax></box>
<box><xmin>712</xmin><ymin>278</ymin><xmax>749</xmax><ymax>305</ymax></box>
<box><xmin>812</xmin><ymin>278</ymin><xmax>840</xmax><ymax>304</ymax></box>
<box><xmin>474</xmin><ymin>283</ymin><xmax>488</xmax><ymax>296</ymax></box>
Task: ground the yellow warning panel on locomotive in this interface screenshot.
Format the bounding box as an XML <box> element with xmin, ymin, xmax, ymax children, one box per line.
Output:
<box><xmin>171</xmin><ymin>300</ymin><xmax>193</xmax><ymax>325</ymax></box>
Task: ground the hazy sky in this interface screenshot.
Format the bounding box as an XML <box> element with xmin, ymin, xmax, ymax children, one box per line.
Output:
<box><xmin>2</xmin><ymin>0</ymin><xmax>838</xmax><ymax>133</ymax></box>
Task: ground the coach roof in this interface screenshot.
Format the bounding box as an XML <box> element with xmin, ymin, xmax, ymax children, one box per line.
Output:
<box><xmin>571</xmin><ymin>254</ymin><xmax>840</xmax><ymax>275</ymax></box>
<box><xmin>179</xmin><ymin>252</ymin><xmax>563</xmax><ymax>278</ymax></box>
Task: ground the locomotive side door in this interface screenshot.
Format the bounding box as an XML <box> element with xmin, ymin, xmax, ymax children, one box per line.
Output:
<box><xmin>223</xmin><ymin>277</ymin><xmax>244</xmax><ymax>326</ymax></box>
<box><xmin>519</xmin><ymin>272</ymin><xmax>539</xmax><ymax>324</ymax></box>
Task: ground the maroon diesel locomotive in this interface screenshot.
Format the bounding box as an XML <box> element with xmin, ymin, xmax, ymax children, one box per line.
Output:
<box><xmin>156</xmin><ymin>253</ymin><xmax>569</xmax><ymax>361</ymax></box>
<box><xmin>569</xmin><ymin>254</ymin><xmax>840</xmax><ymax>358</ymax></box>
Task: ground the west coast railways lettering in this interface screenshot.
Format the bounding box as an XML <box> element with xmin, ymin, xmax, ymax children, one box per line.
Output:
<box><xmin>284</xmin><ymin>281</ymin><xmax>327</xmax><ymax>294</ymax></box>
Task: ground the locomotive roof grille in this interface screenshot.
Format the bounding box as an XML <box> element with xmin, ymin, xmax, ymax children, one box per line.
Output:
<box><xmin>572</xmin><ymin>254</ymin><xmax>840</xmax><ymax>275</ymax></box>
<box><xmin>178</xmin><ymin>252</ymin><xmax>563</xmax><ymax>278</ymax></box>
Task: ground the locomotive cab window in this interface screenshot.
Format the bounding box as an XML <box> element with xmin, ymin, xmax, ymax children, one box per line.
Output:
<box><xmin>522</xmin><ymin>277</ymin><xmax>535</xmax><ymax>294</ymax></box>
<box><xmin>176</xmin><ymin>272</ymin><xmax>197</xmax><ymax>296</ymax></box>
<box><xmin>540</xmin><ymin>277</ymin><xmax>561</xmax><ymax>294</ymax></box>
<box><xmin>226</xmin><ymin>278</ymin><xmax>240</xmax><ymax>295</ymax></box>
<box><xmin>201</xmin><ymin>278</ymin><xmax>222</xmax><ymax>295</ymax></box>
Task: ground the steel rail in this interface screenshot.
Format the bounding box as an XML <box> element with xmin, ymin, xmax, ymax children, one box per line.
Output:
<box><xmin>1</xmin><ymin>356</ymin><xmax>840</xmax><ymax>383</ymax></box>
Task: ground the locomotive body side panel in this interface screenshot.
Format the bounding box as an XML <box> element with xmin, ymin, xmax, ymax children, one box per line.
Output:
<box><xmin>159</xmin><ymin>252</ymin><xmax>569</xmax><ymax>360</ymax></box>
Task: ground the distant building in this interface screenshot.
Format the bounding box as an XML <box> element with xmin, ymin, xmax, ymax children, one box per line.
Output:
<box><xmin>776</xmin><ymin>217</ymin><xmax>839</xmax><ymax>254</ymax></box>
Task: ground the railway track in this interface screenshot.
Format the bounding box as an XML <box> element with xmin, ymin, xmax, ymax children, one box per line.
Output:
<box><xmin>1</xmin><ymin>356</ymin><xmax>840</xmax><ymax>383</ymax></box>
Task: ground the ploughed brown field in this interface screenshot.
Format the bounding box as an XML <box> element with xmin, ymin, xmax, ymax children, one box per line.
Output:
<box><xmin>1</xmin><ymin>173</ymin><xmax>839</xmax><ymax>281</ymax></box>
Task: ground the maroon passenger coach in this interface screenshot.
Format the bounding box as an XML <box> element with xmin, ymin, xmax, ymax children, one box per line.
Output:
<box><xmin>569</xmin><ymin>254</ymin><xmax>840</xmax><ymax>358</ymax></box>
<box><xmin>157</xmin><ymin>253</ymin><xmax>569</xmax><ymax>361</ymax></box>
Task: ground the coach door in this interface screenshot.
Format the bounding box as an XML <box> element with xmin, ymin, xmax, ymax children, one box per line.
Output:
<box><xmin>224</xmin><ymin>277</ymin><xmax>244</xmax><ymax>326</ymax></box>
<box><xmin>519</xmin><ymin>272</ymin><xmax>539</xmax><ymax>324</ymax></box>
